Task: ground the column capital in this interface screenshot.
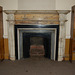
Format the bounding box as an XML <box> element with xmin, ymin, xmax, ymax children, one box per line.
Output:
<box><xmin>7</xmin><ymin>14</ymin><xmax>14</xmax><ymax>21</ymax></box>
<box><xmin>7</xmin><ymin>14</ymin><xmax>15</xmax><ymax>25</ymax></box>
<box><xmin>59</xmin><ymin>14</ymin><xmax>67</xmax><ymax>24</ymax></box>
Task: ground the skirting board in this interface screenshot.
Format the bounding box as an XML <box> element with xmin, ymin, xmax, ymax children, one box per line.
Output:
<box><xmin>65</xmin><ymin>39</ymin><xmax>75</xmax><ymax>60</ymax></box>
<box><xmin>4</xmin><ymin>39</ymin><xmax>9</xmax><ymax>59</ymax></box>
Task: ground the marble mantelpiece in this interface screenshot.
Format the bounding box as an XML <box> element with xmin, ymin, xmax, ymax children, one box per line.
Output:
<box><xmin>4</xmin><ymin>10</ymin><xmax>70</xmax><ymax>61</ymax></box>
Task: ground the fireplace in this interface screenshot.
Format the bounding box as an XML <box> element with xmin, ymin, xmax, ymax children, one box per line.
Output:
<box><xmin>4</xmin><ymin>10</ymin><xmax>70</xmax><ymax>61</ymax></box>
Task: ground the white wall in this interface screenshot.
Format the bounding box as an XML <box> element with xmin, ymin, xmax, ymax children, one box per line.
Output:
<box><xmin>18</xmin><ymin>0</ymin><xmax>56</xmax><ymax>10</ymax></box>
<box><xmin>0</xmin><ymin>0</ymin><xmax>3</xmax><ymax>6</ymax></box>
<box><xmin>56</xmin><ymin>0</ymin><xmax>75</xmax><ymax>10</ymax></box>
<box><xmin>0</xmin><ymin>0</ymin><xmax>18</xmax><ymax>38</ymax></box>
<box><xmin>1</xmin><ymin>0</ymin><xmax>18</xmax><ymax>10</ymax></box>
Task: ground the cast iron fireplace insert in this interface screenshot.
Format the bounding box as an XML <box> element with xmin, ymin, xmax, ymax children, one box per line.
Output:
<box><xmin>15</xmin><ymin>25</ymin><xmax>59</xmax><ymax>60</ymax></box>
<box><xmin>23</xmin><ymin>33</ymin><xmax>51</xmax><ymax>59</ymax></box>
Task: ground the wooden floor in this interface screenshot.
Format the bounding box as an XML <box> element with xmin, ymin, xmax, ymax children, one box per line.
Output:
<box><xmin>0</xmin><ymin>57</ymin><xmax>75</xmax><ymax>75</ymax></box>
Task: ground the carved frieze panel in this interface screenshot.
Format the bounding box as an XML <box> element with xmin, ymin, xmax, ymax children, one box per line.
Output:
<box><xmin>14</xmin><ymin>14</ymin><xmax>59</xmax><ymax>24</ymax></box>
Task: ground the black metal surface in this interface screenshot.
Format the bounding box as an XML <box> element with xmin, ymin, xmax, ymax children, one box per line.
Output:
<box><xmin>23</xmin><ymin>34</ymin><xmax>30</xmax><ymax>58</ymax></box>
<box><xmin>43</xmin><ymin>34</ymin><xmax>51</xmax><ymax>59</ymax></box>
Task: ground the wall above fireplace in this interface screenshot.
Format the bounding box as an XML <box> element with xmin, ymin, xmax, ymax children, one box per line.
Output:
<box><xmin>4</xmin><ymin>10</ymin><xmax>70</xmax><ymax>61</ymax></box>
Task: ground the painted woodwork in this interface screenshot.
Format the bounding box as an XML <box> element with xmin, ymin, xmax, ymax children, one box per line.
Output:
<box><xmin>0</xmin><ymin>6</ymin><xmax>4</xmax><ymax>60</ymax></box>
<box><xmin>69</xmin><ymin>5</ymin><xmax>75</xmax><ymax>62</ymax></box>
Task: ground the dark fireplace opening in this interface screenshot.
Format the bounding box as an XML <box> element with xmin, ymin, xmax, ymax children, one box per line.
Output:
<box><xmin>23</xmin><ymin>33</ymin><xmax>51</xmax><ymax>59</ymax></box>
<box><xmin>30</xmin><ymin>37</ymin><xmax>45</xmax><ymax>57</ymax></box>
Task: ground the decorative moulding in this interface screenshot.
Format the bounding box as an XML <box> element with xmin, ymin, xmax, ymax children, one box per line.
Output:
<box><xmin>3</xmin><ymin>35</ymin><xmax>8</xmax><ymax>38</ymax></box>
<box><xmin>4</xmin><ymin>10</ymin><xmax>70</xmax><ymax>14</ymax></box>
<box><xmin>66</xmin><ymin>36</ymin><xmax>71</xmax><ymax>39</ymax></box>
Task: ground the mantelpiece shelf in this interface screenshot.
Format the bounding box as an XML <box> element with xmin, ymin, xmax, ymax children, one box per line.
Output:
<box><xmin>4</xmin><ymin>10</ymin><xmax>70</xmax><ymax>14</ymax></box>
<box><xmin>6</xmin><ymin>19</ymin><xmax>67</xmax><ymax>22</ymax></box>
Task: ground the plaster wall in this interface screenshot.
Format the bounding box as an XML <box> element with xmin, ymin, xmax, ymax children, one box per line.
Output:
<box><xmin>18</xmin><ymin>0</ymin><xmax>56</xmax><ymax>10</ymax></box>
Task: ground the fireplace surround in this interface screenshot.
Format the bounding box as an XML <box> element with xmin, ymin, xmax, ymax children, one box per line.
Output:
<box><xmin>4</xmin><ymin>10</ymin><xmax>70</xmax><ymax>61</ymax></box>
<box><xmin>15</xmin><ymin>25</ymin><xmax>59</xmax><ymax>60</ymax></box>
